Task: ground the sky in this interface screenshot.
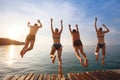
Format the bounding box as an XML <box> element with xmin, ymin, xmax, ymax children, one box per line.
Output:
<box><xmin>0</xmin><ymin>0</ymin><xmax>120</xmax><ymax>46</ymax></box>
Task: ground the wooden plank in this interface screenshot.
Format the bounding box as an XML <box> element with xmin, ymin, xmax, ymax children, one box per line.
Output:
<box><xmin>106</xmin><ymin>70</ymin><xmax>119</xmax><ymax>78</ymax></box>
<box><xmin>65</xmin><ymin>78</ymin><xmax>70</xmax><ymax>80</ymax></box>
<box><xmin>111</xmin><ymin>69</ymin><xmax>120</xmax><ymax>74</ymax></box>
<box><xmin>81</xmin><ymin>73</ymin><xmax>90</xmax><ymax>80</ymax></box>
<box><xmin>76</xmin><ymin>73</ymin><xmax>85</xmax><ymax>80</ymax></box>
<box><xmin>94</xmin><ymin>71</ymin><xmax>107</xmax><ymax>80</ymax></box>
<box><xmin>30</xmin><ymin>73</ymin><xmax>36</xmax><ymax>80</ymax></box>
<box><xmin>43</xmin><ymin>74</ymin><xmax>50</xmax><ymax>80</ymax></box>
<box><xmin>10</xmin><ymin>75</ymin><xmax>22</xmax><ymax>80</ymax></box>
<box><xmin>4</xmin><ymin>75</ymin><xmax>14</xmax><ymax>80</ymax></box>
<box><xmin>68</xmin><ymin>73</ymin><xmax>79</xmax><ymax>80</ymax></box>
<box><xmin>101</xmin><ymin>70</ymin><xmax>118</xmax><ymax>80</ymax></box>
<box><xmin>33</xmin><ymin>74</ymin><xmax>39</xmax><ymax>80</ymax></box>
<box><xmin>80</xmin><ymin>72</ymin><xmax>90</xmax><ymax>80</ymax></box>
<box><xmin>86</xmin><ymin>71</ymin><xmax>98</xmax><ymax>80</ymax></box>
<box><xmin>87</xmin><ymin>71</ymin><xmax>101</xmax><ymax>80</ymax></box>
<box><xmin>96</xmin><ymin>70</ymin><xmax>113</xmax><ymax>80</ymax></box>
<box><xmin>74</xmin><ymin>73</ymin><xmax>81</xmax><ymax>80</ymax></box>
<box><xmin>84</xmin><ymin>72</ymin><xmax>96</xmax><ymax>80</ymax></box>
<box><xmin>38</xmin><ymin>74</ymin><xmax>44</xmax><ymax>80</ymax></box>
<box><xmin>58</xmin><ymin>74</ymin><xmax>65</xmax><ymax>80</ymax></box>
<box><xmin>68</xmin><ymin>73</ymin><xmax>75</xmax><ymax>80</ymax></box>
<box><xmin>67</xmin><ymin>73</ymin><xmax>71</xmax><ymax>79</ymax></box>
<box><xmin>24</xmin><ymin>73</ymin><xmax>34</xmax><ymax>80</ymax></box>
<box><xmin>17</xmin><ymin>74</ymin><xmax>28</xmax><ymax>80</ymax></box>
<box><xmin>3</xmin><ymin>69</ymin><xmax>120</xmax><ymax>80</ymax></box>
<box><xmin>97</xmin><ymin>70</ymin><xmax>112</xmax><ymax>80</ymax></box>
<box><xmin>72</xmin><ymin>73</ymin><xmax>80</xmax><ymax>80</ymax></box>
<box><xmin>51</xmin><ymin>74</ymin><xmax>58</xmax><ymax>80</ymax></box>
<box><xmin>107</xmin><ymin>71</ymin><xmax>120</xmax><ymax>79</ymax></box>
<box><xmin>94</xmin><ymin>71</ymin><xmax>109</xmax><ymax>80</ymax></box>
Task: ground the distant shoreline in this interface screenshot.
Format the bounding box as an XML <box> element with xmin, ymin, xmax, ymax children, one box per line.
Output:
<box><xmin>0</xmin><ymin>38</ymin><xmax>24</xmax><ymax>45</ymax></box>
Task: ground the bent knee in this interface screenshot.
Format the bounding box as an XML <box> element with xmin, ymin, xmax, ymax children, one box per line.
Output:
<box><xmin>24</xmin><ymin>45</ymin><xmax>28</xmax><ymax>48</ymax></box>
<box><xmin>80</xmin><ymin>51</ymin><xmax>85</xmax><ymax>54</ymax></box>
<box><xmin>29</xmin><ymin>47</ymin><xmax>33</xmax><ymax>50</ymax></box>
<box><xmin>102</xmin><ymin>52</ymin><xmax>106</xmax><ymax>55</ymax></box>
<box><xmin>58</xmin><ymin>57</ymin><xmax>62</xmax><ymax>61</ymax></box>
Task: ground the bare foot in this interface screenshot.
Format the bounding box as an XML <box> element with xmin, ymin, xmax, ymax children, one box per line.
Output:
<box><xmin>79</xmin><ymin>59</ymin><xmax>84</xmax><ymax>66</ymax></box>
<box><xmin>58</xmin><ymin>73</ymin><xmax>63</xmax><ymax>78</ymax></box>
<box><xmin>95</xmin><ymin>52</ymin><xmax>99</xmax><ymax>62</ymax></box>
<box><xmin>101</xmin><ymin>60</ymin><xmax>105</xmax><ymax>65</ymax></box>
<box><xmin>20</xmin><ymin>51</ymin><xmax>24</xmax><ymax>58</ymax></box>
<box><xmin>101</xmin><ymin>56</ymin><xmax>105</xmax><ymax>65</ymax></box>
<box><xmin>58</xmin><ymin>69</ymin><xmax>63</xmax><ymax>78</ymax></box>
<box><xmin>50</xmin><ymin>55</ymin><xmax>54</xmax><ymax>58</ymax></box>
<box><xmin>52</xmin><ymin>55</ymin><xmax>56</xmax><ymax>64</ymax></box>
<box><xmin>84</xmin><ymin>59</ymin><xmax>88</xmax><ymax>68</ymax></box>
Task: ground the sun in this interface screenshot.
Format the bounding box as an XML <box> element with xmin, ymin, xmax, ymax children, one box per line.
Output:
<box><xmin>6</xmin><ymin>27</ymin><xmax>21</xmax><ymax>40</ymax></box>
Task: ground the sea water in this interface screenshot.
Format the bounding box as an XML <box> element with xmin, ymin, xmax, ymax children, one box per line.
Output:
<box><xmin>0</xmin><ymin>45</ymin><xmax>120</xmax><ymax>79</ymax></box>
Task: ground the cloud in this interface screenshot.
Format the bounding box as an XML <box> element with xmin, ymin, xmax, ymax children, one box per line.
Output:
<box><xmin>0</xmin><ymin>0</ymin><xmax>119</xmax><ymax>45</ymax></box>
<box><xmin>0</xmin><ymin>0</ymin><xmax>97</xmax><ymax>46</ymax></box>
<box><xmin>109</xmin><ymin>27</ymin><xmax>120</xmax><ymax>35</ymax></box>
<box><xmin>0</xmin><ymin>0</ymin><xmax>86</xmax><ymax>44</ymax></box>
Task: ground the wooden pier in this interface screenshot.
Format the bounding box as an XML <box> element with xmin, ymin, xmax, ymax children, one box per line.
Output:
<box><xmin>4</xmin><ymin>69</ymin><xmax>120</xmax><ymax>80</ymax></box>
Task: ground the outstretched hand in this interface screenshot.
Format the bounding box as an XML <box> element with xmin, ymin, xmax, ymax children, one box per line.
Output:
<box><xmin>76</xmin><ymin>24</ymin><xmax>78</xmax><ymax>27</ymax></box>
<box><xmin>51</xmin><ymin>18</ymin><xmax>53</xmax><ymax>22</ymax></box>
<box><xmin>95</xmin><ymin>17</ymin><xmax>97</xmax><ymax>21</ymax></box>
<box><xmin>102</xmin><ymin>24</ymin><xmax>107</xmax><ymax>28</ymax></box>
<box><xmin>28</xmin><ymin>22</ymin><xmax>30</xmax><ymax>24</ymax></box>
<box><xmin>102</xmin><ymin>24</ymin><xmax>105</xmax><ymax>27</ymax></box>
<box><xmin>37</xmin><ymin>20</ymin><xmax>40</xmax><ymax>23</ymax></box>
<box><xmin>69</xmin><ymin>24</ymin><xmax>71</xmax><ymax>27</ymax></box>
<box><xmin>61</xmin><ymin>20</ymin><xmax>63</xmax><ymax>24</ymax></box>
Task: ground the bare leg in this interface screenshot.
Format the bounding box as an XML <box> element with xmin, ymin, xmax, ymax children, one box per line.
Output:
<box><xmin>22</xmin><ymin>41</ymin><xmax>34</xmax><ymax>57</ymax></box>
<box><xmin>21</xmin><ymin>41</ymin><xmax>34</xmax><ymax>58</ymax></box>
<box><xmin>58</xmin><ymin>65</ymin><xmax>63</xmax><ymax>78</ymax></box>
<box><xmin>95</xmin><ymin>45</ymin><xmax>100</xmax><ymax>62</ymax></box>
<box><xmin>102</xmin><ymin>45</ymin><xmax>106</xmax><ymax>65</ymax></box>
<box><xmin>50</xmin><ymin>47</ymin><xmax>56</xmax><ymax>64</ymax></box>
<box><xmin>57</xmin><ymin>47</ymin><xmax>63</xmax><ymax>78</ymax></box>
<box><xmin>20</xmin><ymin>40</ymin><xmax>29</xmax><ymax>58</ymax></box>
<box><xmin>79</xmin><ymin>46</ymin><xmax>88</xmax><ymax>67</ymax></box>
<box><xmin>74</xmin><ymin>46</ymin><xmax>83</xmax><ymax>66</ymax></box>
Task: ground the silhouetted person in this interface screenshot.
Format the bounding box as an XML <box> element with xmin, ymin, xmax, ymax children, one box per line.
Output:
<box><xmin>20</xmin><ymin>20</ymin><xmax>42</xmax><ymax>58</ymax></box>
<box><xmin>94</xmin><ymin>17</ymin><xmax>110</xmax><ymax>65</ymax></box>
<box><xmin>69</xmin><ymin>24</ymin><xmax>88</xmax><ymax>68</ymax></box>
<box><xmin>50</xmin><ymin>18</ymin><xmax>63</xmax><ymax>77</ymax></box>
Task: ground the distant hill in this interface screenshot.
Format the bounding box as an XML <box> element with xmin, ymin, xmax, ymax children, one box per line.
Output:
<box><xmin>0</xmin><ymin>38</ymin><xmax>24</xmax><ymax>45</ymax></box>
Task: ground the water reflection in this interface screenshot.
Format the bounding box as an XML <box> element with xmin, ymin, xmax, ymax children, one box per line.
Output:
<box><xmin>7</xmin><ymin>45</ymin><xmax>15</xmax><ymax>66</ymax></box>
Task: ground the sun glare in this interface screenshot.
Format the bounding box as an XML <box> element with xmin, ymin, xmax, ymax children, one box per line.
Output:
<box><xmin>6</xmin><ymin>27</ymin><xmax>21</xmax><ymax>40</ymax></box>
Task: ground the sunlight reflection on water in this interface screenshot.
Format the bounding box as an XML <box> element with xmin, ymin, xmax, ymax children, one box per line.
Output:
<box><xmin>6</xmin><ymin>45</ymin><xmax>15</xmax><ymax>66</ymax></box>
<box><xmin>0</xmin><ymin>45</ymin><xmax>120</xmax><ymax>79</ymax></box>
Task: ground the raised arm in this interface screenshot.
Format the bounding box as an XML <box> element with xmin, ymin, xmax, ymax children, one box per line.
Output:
<box><xmin>37</xmin><ymin>20</ymin><xmax>42</xmax><ymax>28</ymax></box>
<box><xmin>27</xmin><ymin>22</ymin><xmax>31</xmax><ymax>27</ymax></box>
<box><xmin>102</xmin><ymin>24</ymin><xmax>110</xmax><ymax>33</ymax></box>
<box><xmin>59</xmin><ymin>19</ymin><xmax>63</xmax><ymax>34</ymax></box>
<box><xmin>69</xmin><ymin>24</ymin><xmax>72</xmax><ymax>33</ymax></box>
<box><xmin>75</xmin><ymin>24</ymin><xmax>79</xmax><ymax>32</ymax></box>
<box><xmin>94</xmin><ymin>17</ymin><xmax>98</xmax><ymax>32</ymax></box>
<box><xmin>51</xmin><ymin>18</ymin><xmax>54</xmax><ymax>33</ymax></box>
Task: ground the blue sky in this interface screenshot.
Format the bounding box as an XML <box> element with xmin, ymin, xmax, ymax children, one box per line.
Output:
<box><xmin>0</xmin><ymin>0</ymin><xmax>120</xmax><ymax>46</ymax></box>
